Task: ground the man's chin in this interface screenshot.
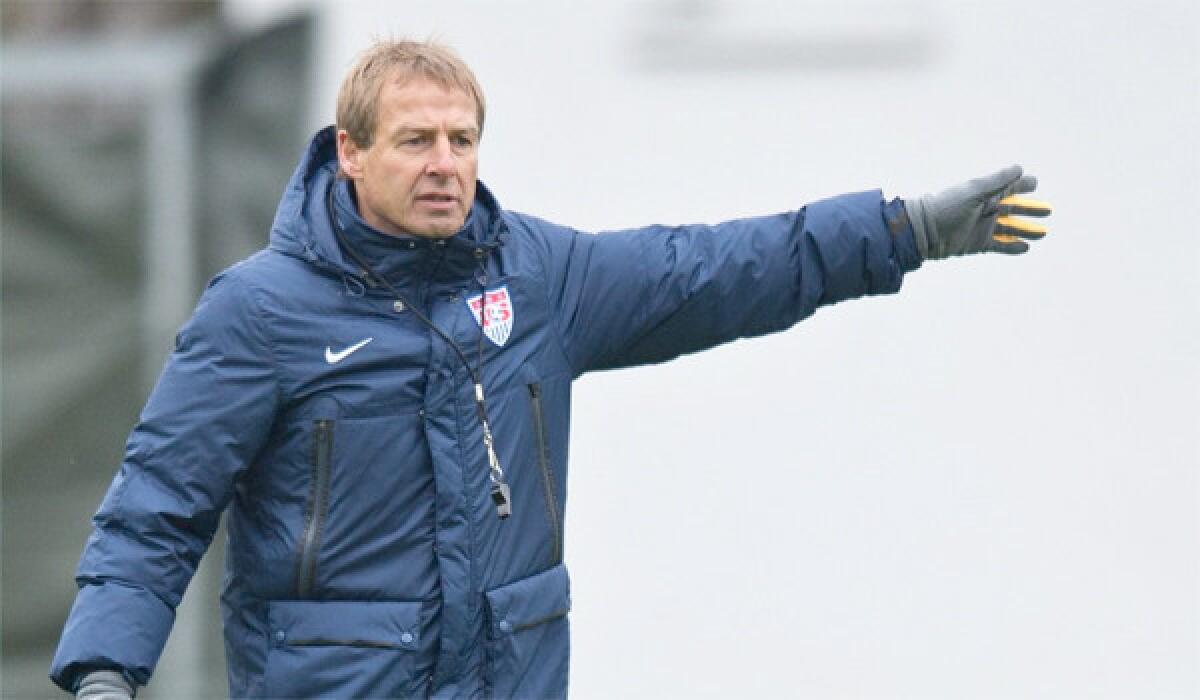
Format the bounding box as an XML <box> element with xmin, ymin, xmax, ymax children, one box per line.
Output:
<box><xmin>408</xmin><ymin>215</ymin><xmax>466</xmax><ymax>239</ymax></box>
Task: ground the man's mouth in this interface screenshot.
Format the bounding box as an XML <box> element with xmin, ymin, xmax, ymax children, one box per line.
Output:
<box><xmin>416</xmin><ymin>193</ymin><xmax>459</xmax><ymax>204</ymax></box>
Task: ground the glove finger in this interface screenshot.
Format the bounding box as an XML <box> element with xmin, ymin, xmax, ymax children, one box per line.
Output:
<box><xmin>1004</xmin><ymin>174</ymin><xmax>1038</xmax><ymax>196</ymax></box>
<box><xmin>998</xmin><ymin>195</ymin><xmax>1052</xmax><ymax>217</ymax></box>
<box><xmin>989</xmin><ymin>234</ymin><xmax>1030</xmax><ymax>254</ymax></box>
<box><xmin>969</xmin><ymin>165</ymin><xmax>1024</xmax><ymax>197</ymax></box>
<box><xmin>996</xmin><ymin>216</ymin><xmax>1048</xmax><ymax>239</ymax></box>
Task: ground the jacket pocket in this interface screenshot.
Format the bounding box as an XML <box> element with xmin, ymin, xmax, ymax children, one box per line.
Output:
<box><xmin>484</xmin><ymin>563</ymin><xmax>571</xmax><ymax>699</ymax></box>
<box><xmin>528</xmin><ymin>383</ymin><xmax>563</xmax><ymax>566</ymax></box>
<box><xmin>264</xmin><ymin>599</ymin><xmax>425</xmax><ymax>699</ymax></box>
<box><xmin>297</xmin><ymin>419</ymin><xmax>333</xmax><ymax>598</ymax></box>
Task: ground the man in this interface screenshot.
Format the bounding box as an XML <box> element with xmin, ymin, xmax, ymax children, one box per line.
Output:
<box><xmin>52</xmin><ymin>40</ymin><xmax>1050</xmax><ymax>699</ymax></box>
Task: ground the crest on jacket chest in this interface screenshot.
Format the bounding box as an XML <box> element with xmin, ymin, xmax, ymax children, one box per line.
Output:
<box><xmin>466</xmin><ymin>285</ymin><xmax>514</xmax><ymax>347</ymax></box>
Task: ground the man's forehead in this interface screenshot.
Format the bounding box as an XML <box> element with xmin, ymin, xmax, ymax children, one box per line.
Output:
<box><xmin>378</xmin><ymin>78</ymin><xmax>478</xmax><ymax>127</ymax></box>
<box><xmin>382</xmin><ymin>75</ymin><xmax>475</xmax><ymax>106</ymax></box>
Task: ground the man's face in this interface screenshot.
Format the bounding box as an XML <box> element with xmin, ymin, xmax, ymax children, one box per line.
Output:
<box><xmin>338</xmin><ymin>77</ymin><xmax>479</xmax><ymax>238</ymax></box>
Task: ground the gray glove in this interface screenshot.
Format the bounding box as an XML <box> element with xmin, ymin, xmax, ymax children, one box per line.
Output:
<box><xmin>905</xmin><ymin>165</ymin><xmax>1050</xmax><ymax>259</ymax></box>
<box><xmin>76</xmin><ymin>671</ymin><xmax>133</xmax><ymax>700</ymax></box>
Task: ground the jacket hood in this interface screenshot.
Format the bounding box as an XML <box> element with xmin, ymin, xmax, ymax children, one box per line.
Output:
<box><xmin>268</xmin><ymin>126</ymin><xmax>507</xmax><ymax>286</ymax></box>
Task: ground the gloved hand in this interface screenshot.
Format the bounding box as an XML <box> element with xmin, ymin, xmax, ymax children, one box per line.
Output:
<box><xmin>905</xmin><ymin>165</ymin><xmax>1052</xmax><ymax>259</ymax></box>
<box><xmin>76</xmin><ymin>670</ymin><xmax>133</xmax><ymax>700</ymax></box>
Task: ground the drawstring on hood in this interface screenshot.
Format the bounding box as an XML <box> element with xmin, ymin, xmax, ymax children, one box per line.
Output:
<box><xmin>341</xmin><ymin>274</ymin><xmax>366</xmax><ymax>298</ymax></box>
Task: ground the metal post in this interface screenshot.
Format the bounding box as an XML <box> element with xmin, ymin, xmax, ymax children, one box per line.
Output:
<box><xmin>141</xmin><ymin>61</ymin><xmax>209</xmax><ymax>700</ymax></box>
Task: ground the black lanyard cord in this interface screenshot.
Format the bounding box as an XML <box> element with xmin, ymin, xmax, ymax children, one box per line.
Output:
<box><xmin>325</xmin><ymin>182</ymin><xmax>512</xmax><ymax>518</ymax></box>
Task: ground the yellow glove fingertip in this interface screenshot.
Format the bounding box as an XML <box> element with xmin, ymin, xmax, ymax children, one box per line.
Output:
<box><xmin>996</xmin><ymin>216</ymin><xmax>1048</xmax><ymax>237</ymax></box>
<box><xmin>999</xmin><ymin>195</ymin><xmax>1054</xmax><ymax>215</ymax></box>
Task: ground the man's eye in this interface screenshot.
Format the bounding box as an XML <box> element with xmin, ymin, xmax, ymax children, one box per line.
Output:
<box><xmin>453</xmin><ymin>135</ymin><xmax>475</xmax><ymax>148</ymax></box>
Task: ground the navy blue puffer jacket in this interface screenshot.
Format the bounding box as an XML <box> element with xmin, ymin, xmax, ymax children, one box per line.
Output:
<box><xmin>51</xmin><ymin>126</ymin><xmax>921</xmax><ymax>698</ymax></box>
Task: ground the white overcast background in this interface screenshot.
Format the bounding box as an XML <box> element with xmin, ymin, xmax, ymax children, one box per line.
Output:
<box><xmin>224</xmin><ymin>1</ymin><xmax>1197</xmax><ymax>697</ymax></box>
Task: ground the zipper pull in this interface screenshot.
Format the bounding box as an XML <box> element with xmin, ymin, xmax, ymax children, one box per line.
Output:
<box><xmin>474</xmin><ymin>248</ymin><xmax>489</xmax><ymax>286</ymax></box>
<box><xmin>491</xmin><ymin>482</ymin><xmax>512</xmax><ymax>519</ymax></box>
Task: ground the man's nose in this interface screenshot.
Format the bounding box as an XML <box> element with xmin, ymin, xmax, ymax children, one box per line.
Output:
<box><xmin>425</xmin><ymin>136</ymin><xmax>456</xmax><ymax>176</ymax></box>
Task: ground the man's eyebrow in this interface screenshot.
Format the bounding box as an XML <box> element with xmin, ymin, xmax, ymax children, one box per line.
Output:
<box><xmin>389</xmin><ymin>125</ymin><xmax>480</xmax><ymax>137</ymax></box>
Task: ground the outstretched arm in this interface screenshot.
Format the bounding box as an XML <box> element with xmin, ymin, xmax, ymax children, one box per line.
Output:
<box><xmin>524</xmin><ymin>190</ymin><xmax>922</xmax><ymax>375</ymax></box>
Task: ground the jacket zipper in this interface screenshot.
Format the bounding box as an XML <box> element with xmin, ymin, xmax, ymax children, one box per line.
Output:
<box><xmin>297</xmin><ymin>419</ymin><xmax>333</xmax><ymax>598</ymax></box>
<box><xmin>286</xmin><ymin>638</ymin><xmax>407</xmax><ymax>650</ymax></box>
<box><xmin>528</xmin><ymin>383</ymin><xmax>562</xmax><ymax>566</ymax></box>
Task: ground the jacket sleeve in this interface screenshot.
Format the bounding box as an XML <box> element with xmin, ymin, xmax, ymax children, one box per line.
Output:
<box><xmin>50</xmin><ymin>267</ymin><xmax>280</xmax><ymax>692</ymax></box>
<box><xmin>530</xmin><ymin>190</ymin><xmax>922</xmax><ymax>375</ymax></box>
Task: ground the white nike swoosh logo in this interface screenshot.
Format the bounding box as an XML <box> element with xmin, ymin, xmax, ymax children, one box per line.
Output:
<box><xmin>325</xmin><ymin>337</ymin><xmax>373</xmax><ymax>364</ymax></box>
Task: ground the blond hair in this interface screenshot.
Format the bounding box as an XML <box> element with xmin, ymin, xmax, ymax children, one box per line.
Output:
<box><xmin>336</xmin><ymin>39</ymin><xmax>486</xmax><ymax>148</ymax></box>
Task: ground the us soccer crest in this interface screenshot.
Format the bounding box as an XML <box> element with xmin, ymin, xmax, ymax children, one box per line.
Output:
<box><xmin>466</xmin><ymin>286</ymin><xmax>514</xmax><ymax>347</ymax></box>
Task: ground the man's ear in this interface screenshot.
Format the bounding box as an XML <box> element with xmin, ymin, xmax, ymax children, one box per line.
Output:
<box><xmin>337</xmin><ymin>129</ymin><xmax>366</xmax><ymax>179</ymax></box>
